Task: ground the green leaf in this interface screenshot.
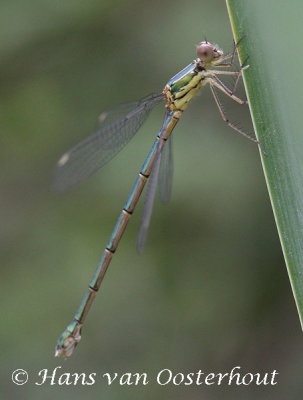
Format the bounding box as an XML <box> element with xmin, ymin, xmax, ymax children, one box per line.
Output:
<box><xmin>226</xmin><ymin>0</ymin><xmax>303</xmax><ymax>327</ymax></box>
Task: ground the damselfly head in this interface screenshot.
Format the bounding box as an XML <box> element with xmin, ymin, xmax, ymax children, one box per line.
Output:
<box><xmin>196</xmin><ymin>41</ymin><xmax>223</xmax><ymax>62</ymax></box>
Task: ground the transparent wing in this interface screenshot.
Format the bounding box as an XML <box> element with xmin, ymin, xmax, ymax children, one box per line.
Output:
<box><xmin>136</xmin><ymin>145</ymin><xmax>163</xmax><ymax>254</ymax></box>
<box><xmin>53</xmin><ymin>93</ymin><xmax>164</xmax><ymax>192</ymax></box>
<box><xmin>158</xmin><ymin>135</ymin><xmax>173</xmax><ymax>203</ymax></box>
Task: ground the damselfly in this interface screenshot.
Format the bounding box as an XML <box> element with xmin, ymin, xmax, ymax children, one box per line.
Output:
<box><xmin>54</xmin><ymin>40</ymin><xmax>259</xmax><ymax>357</ymax></box>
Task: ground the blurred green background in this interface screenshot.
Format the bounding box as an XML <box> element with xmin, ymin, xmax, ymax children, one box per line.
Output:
<box><xmin>1</xmin><ymin>0</ymin><xmax>301</xmax><ymax>398</ymax></box>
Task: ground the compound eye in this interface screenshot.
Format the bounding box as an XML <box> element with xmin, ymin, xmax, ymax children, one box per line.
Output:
<box><xmin>196</xmin><ymin>43</ymin><xmax>215</xmax><ymax>62</ymax></box>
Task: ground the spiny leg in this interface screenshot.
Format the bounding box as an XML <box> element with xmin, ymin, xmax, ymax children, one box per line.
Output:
<box><xmin>209</xmin><ymin>84</ymin><xmax>259</xmax><ymax>145</ymax></box>
<box><xmin>231</xmin><ymin>68</ymin><xmax>244</xmax><ymax>95</ymax></box>
<box><xmin>214</xmin><ymin>46</ymin><xmax>236</xmax><ymax>65</ymax></box>
<box><xmin>210</xmin><ymin>75</ymin><xmax>247</xmax><ymax>105</ymax></box>
<box><xmin>212</xmin><ymin>33</ymin><xmax>249</xmax><ymax>99</ymax></box>
<box><xmin>214</xmin><ymin>37</ymin><xmax>244</xmax><ymax>67</ymax></box>
<box><xmin>214</xmin><ymin>53</ymin><xmax>234</xmax><ymax>66</ymax></box>
<box><xmin>215</xmin><ymin>59</ymin><xmax>249</xmax><ymax>79</ymax></box>
<box><xmin>209</xmin><ymin>65</ymin><xmax>248</xmax><ymax>100</ymax></box>
<box><xmin>214</xmin><ymin>39</ymin><xmax>249</xmax><ymax>93</ymax></box>
<box><xmin>208</xmin><ymin>70</ymin><xmax>243</xmax><ymax>76</ymax></box>
<box><xmin>207</xmin><ymin>71</ymin><xmax>241</xmax><ymax>103</ymax></box>
<box><xmin>232</xmin><ymin>56</ymin><xmax>249</xmax><ymax>93</ymax></box>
